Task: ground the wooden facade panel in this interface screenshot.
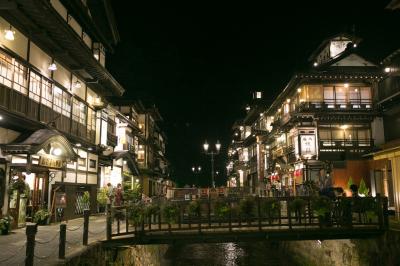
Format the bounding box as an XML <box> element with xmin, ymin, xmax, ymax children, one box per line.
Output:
<box><xmin>9</xmin><ymin>90</ymin><xmax>27</xmax><ymax>115</ymax></box>
<box><xmin>0</xmin><ymin>85</ymin><xmax>8</xmax><ymax>108</ymax></box>
<box><xmin>27</xmin><ymin>99</ymin><xmax>39</xmax><ymax>120</ymax></box>
<box><xmin>39</xmin><ymin>105</ymin><xmax>54</xmax><ymax>124</ymax></box>
<box><xmin>56</xmin><ymin>114</ymin><xmax>70</xmax><ymax>133</ymax></box>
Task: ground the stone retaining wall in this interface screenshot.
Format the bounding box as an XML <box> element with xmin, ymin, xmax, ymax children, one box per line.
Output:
<box><xmin>283</xmin><ymin>230</ymin><xmax>400</xmax><ymax>266</ymax></box>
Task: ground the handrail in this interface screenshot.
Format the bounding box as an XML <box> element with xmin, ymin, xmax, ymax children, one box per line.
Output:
<box><xmin>107</xmin><ymin>195</ymin><xmax>388</xmax><ymax>240</ymax></box>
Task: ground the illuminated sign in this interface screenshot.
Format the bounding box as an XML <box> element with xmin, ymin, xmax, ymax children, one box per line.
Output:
<box><xmin>39</xmin><ymin>155</ymin><xmax>63</xmax><ymax>168</ymax></box>
<box><xmin>300</xmin><ymin>135</ymin><xmax>316</xmax><ymax>157</ymax></box>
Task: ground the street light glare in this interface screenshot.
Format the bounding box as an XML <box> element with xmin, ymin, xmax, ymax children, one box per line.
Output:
<box><xmin>203</xmin><ymin>141</ymin><xmax>209</xmax><ymax>151</ymax></box>
<box><xmin>216</xmin><ymin>140</ymin><xmax>221</xmax><ymax>151</ymax></box>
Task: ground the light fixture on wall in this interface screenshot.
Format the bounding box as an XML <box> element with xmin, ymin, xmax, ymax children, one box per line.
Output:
<box><xmin>313</xmin><ymin>62</ymin><xmax>318</xmax><ymax>67</ymax></box>
<box><xmin>4</xmin><ymin>25</ymin><xmax>15</xmax><ymax>41</ymax></box>
<box><xmin>344</xmin><ymin>83</ymin><xmax>349</xmax><ymax>88</ymax></box>
<box><xmin>384</xmin><ymin>67</ymin><xmax>391</xmax><ymax>73</ymax></box>
<box><xmin>76</xmin><ymin>143</ymin><xmax>81</xmax><ymax>147</ymax></box>
<box><xmin>73</xmin><ymin>80</ymin><xmax>82</xmax><ymax>89</ymax></box>
<box><xmin>48</xmin><ymin>63</ymin><xmax>57</xmax><ymax>71</ymax></box>
<box><xmin>0</xmin><ymin>115</ymin><xmax>3</xmax><ymax>120</ymax></box>
<box><xmin>52</xmin><ymin>148</ymin><xmax>62</xmax><ymax>156</ymax></box>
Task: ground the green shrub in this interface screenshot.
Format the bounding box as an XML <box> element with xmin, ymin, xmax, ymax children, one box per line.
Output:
<box><xmin>0</xmin><ymin>215</ymin><xmax>13</xmax><ymax>234</ymax></box>
<box><xmin>261</xmin><ymin>198</ymin><xmax>280</xmax><ymax>222</ymax></box>
<box><xmin>127</xmin><ymin>204</ymin><xmax>144</xmax><ymax>225</ymax></box>
<box><xmin>162</xmin><ymin>203</ymin><xmax>179</xmax><ymax>224</ymax></box>
<box><xmin>289</xmin><ymin>198</ymin><xmax>306</xmax><ymax>215</ymax></box>
<box><xmin>97</xmin><ymin>188</ymin><xmax>108</xmax><ymax>206</ymax></box>
<box><xmin>188</xmin><ymin>201</ymin><xmax>201</xmax><ymax>216</ymax></box>
<box><xmin>358</xmin><ymin>178</ymin><xmax>369</xmax><ymax>197</ymax></box>
<box><xmin>145</xmin><ymin>204</ymin><xmax>160</xmax><ymax>216</ymax></box>
<box><xmin>34</xmin><ymin>209</ymin><xmax>50</xmax><ymax>225</ymax></box>
<box><xmin>214</xmin><ymin>200</ymin><xmax>230</xmax><ymax>218</ymax></box>
<box><xmin>312</xmin><ymin>196</ymin><xmax>332</xmax><ymax>217</ymax></box>
<box><xmin>82</xmin><ymin>191</ymin><xmax>90</xmax><ymax>205</ymax></box>
<box><xmin>239</xmin><ymin>197</ymin><xmax>255</xmax><ymax>219</ymax></box>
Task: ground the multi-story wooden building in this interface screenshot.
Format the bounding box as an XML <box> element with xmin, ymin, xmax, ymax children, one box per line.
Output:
<box><xmin>262</xmin><ymin>34</ymin><xmax>382</xmax><ymax>195</ymax></box>
<box><xmin>370</xmin><ymin>48</ymin><xmax>400</xmax><ymax>219</ymax></box>
<box><xmin>228</xmin><ymin>34</ymin><xmax>384</xmax><ymax>197</ymax></box>
<box><xmin>0</xmin><ymin>0</ymin><xmax>125</xmax><ymax>225</ymax></box>
<box><xmin>112</xmin><ymin>101</ymin><xmax>169</xmax><ymax>197</ymax></box>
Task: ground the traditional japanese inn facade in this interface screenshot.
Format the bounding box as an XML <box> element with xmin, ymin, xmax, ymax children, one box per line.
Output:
<box><xmin>0</xmin><ymin>0</ymin><xmax>169</xmax><ymax>227</ymax></box>
<box><xmin>228</xmin><ymin>34</ymin><xmax>385</xmax><ymax>197</ymax></box>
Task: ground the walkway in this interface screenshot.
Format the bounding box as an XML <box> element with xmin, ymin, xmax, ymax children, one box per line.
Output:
<box><xmin>0</xmin><ymin>215</ymin><xmax>106</xmax><ymax>266</ymax></box>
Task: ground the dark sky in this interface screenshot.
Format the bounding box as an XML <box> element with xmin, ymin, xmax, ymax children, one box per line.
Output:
<box><xmin>107</xmin><ymin>0</ymin><xmax>400</xmax><ymax>187</ymax></box>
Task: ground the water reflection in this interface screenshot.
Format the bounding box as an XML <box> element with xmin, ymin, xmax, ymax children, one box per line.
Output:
<box><xmin>164</xmin><ymin>242</ymin><xmax>297</xmax><ymax>266</ymax></box>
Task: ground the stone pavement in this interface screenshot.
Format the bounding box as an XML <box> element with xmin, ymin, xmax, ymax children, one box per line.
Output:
<box><xmin>0</xmin><ymin>214</ymin><xmax>107</xmax><ymax>266</ymax></box>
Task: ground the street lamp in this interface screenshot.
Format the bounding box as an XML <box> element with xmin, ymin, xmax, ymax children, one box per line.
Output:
<box><xmin>192</xmin><ymin>165</ymin><xmax>202</xmax><ymax>186</ymax></box>
<box><xmin>203</xmin><ymin>140</ymin><xmax>221</xmax><ymax>188</ymax></box>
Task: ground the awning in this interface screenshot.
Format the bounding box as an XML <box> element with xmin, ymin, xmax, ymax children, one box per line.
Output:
<box><xmin>0</xmin><ymin>129</ymin><xmax>78</xmax><ymax>160</ymax></box>
<box><xmin>111</xmin><ymin>151</ymin><xmax>140</xmax><ymax>176</ymax></box>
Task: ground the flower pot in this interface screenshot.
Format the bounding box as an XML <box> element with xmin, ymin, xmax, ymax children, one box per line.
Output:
<box><xmin>1</xmin><ymin>228</ymin><xmax>9</xmax><ymax>235</ymax></box>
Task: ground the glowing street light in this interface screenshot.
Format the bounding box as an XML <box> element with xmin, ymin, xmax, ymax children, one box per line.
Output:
<box><xmin>203</xmin><ymin>140</ymin><xmax>221</xmax><ymax>188</ymax></box>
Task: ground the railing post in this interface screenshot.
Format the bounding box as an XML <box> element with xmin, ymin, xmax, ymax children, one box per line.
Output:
<box><xmin>83</xmin><ymin>209</ymin><xmax>89</xmax><ymax>245</ymax></box>
<box><xmin>106</xmin><ymin>204</ymin><xmax>112</xmax><ymax>240</ymax></box>
<box><xmin>376</xmin><ymin>194</ymin><xmax>384</xmax><ymax>230</ymax></box>
<box><xmin>287</xmin><ymin>198</ymin><xmax>292</xmax><ymax>230</ymax></box>
<box><xmin>229</xmin><ymin>202</ymin><xmax>232</xmax><ymax>233</ymax></box>
<box><xmin>307</xmin><ymin>198</ymin><xmax>312</xmax><ymax>225</ymax></box>
<box><xmin>178</xmin><ymin>205</ymin><xmax>182</xmax><ymax>229</ymax></box>
<box><xmin>198</xmin><ymin>212</ymin><xmax>202</xmax><ymax>234</ymax></box>
<box><xmin>208</xmin><ymin>197</ymin><xmax>211</xmax><ymax>228</ymax></box>
<box><xmin>383</xmin><ymin>197</ymin><xmax>389</xmax><ymax>230</ymax></box>
<box><xmin>59</xmin><ymin>223</ymin><xmax>66</xmax><ymax>259</ymax></box>
<box><xmin>25</xmin><ymin>223</ymin><xmax>37</xmax><ymax>266</ymax></box>
<box><xmin>126</xmin><ymin>208</ymin><xmax>129</xmax><ymax>233</ymax></box>
<box><xmin>257</xmin><ymin>196</ymin><xmax>262</xmax><ymax>231</ymax></box>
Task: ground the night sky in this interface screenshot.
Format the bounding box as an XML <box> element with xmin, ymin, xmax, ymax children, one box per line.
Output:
<box><xmin>107</xmin><ymin>0</ymin><xmax>400</xmax><ymax>187</ymax></box>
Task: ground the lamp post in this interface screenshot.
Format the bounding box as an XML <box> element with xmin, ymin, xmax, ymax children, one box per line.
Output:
<box><xmin>191</xmin><ymin>166</ymin><xmax>202</xmax><ymax>186</ymax></box>
<box><xmin>203</xmin><ymin>140</ymin><xmax>221</xmax><ymax>188</ymax></box>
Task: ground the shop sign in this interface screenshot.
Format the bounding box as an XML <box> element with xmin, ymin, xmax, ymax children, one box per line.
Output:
<box><xmin>39</xmin><ymin>155</ymin><xmax>63</xmax><ymax>168</ymax></box>
<box><xmin>300</xmin><ymin>135</ymin><xmax>316</xmax><ymax>157</ymax></box>
<box><xmin>55</xmin><ymin>192</ymin><xmax>67</xmax><ymax>208</ymax></box>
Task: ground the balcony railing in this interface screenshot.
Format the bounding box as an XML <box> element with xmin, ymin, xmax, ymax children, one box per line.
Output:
<box><xmin>107</xmin><ymin>132</ymin><xmax>118</xmax><ymax>147</ymax></box>
<box><xmin>297</xmin><ymin>100</ymin><xmax>373</xmax><ymax>112</ymax></box>
<box><xmin>319</xmin><ymin>139</ymin><xmax>373</xmax><ymax>151</ymax></box>
<box><xmin>122</xmin><ymin>143</ymin><xmax>135</xmax><ymax>153</ymax></box>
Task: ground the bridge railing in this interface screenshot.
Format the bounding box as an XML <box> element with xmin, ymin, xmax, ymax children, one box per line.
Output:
<box><xmin>106</xmin><ymin>195</ymin><xmax>388</xmax><ymax>239</ymax></box>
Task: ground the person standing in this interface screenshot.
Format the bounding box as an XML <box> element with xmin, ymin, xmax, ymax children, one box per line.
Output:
<box><xmin>114</xmin><ymin>183</ymin><xmax>123</xmax><ymax>206</ymax></box>
<box><xmin>106</xmin><ymin>183</ymin><xmax>114</xmax><ymax>205</ymax></box>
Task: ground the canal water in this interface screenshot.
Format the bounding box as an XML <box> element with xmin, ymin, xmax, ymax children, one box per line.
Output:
<box><xmin>163</xmin><ymin>242</ymin><xmax>298</xmax><ymax>266</ymax></box>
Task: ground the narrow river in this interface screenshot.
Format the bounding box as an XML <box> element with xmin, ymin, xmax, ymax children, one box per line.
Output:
<box><xmin>163</xmin><ymin>242</ymin><xmax>299</xmax><ymax>266</ymax></box>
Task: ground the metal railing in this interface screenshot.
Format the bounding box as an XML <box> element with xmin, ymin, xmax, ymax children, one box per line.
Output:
<box><xmin>107</xmin><ymin>195</ymin><xmax>389</xmax><ymax>242</ymax></box>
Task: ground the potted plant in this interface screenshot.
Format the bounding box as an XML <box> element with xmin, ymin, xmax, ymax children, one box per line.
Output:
<box><xmin>312</xmin><ymin>196</ymin><xmax>332</xmax><ymax>227</ymax></box>
<box><xmin>214</xmin><ymin>200</ymin><xmax>230</xmax><ymax>224</ymax></box>
<box><xmin>261</xmin><ymin>198</ymin><xmax>280</xmax><ymax>224</ymax></box>
<box><xmin>97</xmin><ymin>188</ymin><xmax>108</xmax><ymax>213</ymax></box>
<box><xmin>358</xmin><ymin>178</ymin><xmax>370</xmax><ymax>197</ymax></box>
<box><xmin>34</xmin><ymin>209</ymin><xmax>50</xmax><ymax>225</ymax></box>
<box><xmin>289</xmin><ymin>198</ymin><xmax>306</xmax><ymax>223</ymax></box>
<box><xmin>162</xmin><ymin>203</ymin><xmax>179</xmax><ymax>232</ymax></box>
<box><xmin>127</xmin><ymin>203</ymin><xmax>144</xmax><ymax>226</ymax></box>
<box><xmin>0</xmin><ymin>215</ymin><xmax>13</xmax><ymax>235</ymax></box>
<box><xmin>239</xmin><ymin>197</ymin><xmax>255</xmax><ymax>224</ymax></box>
<box><xmin>188</xmin><ymin>200</ymin><xmax>201</xmax><ymax>217</ymax></box>
<box><xmin>82</xmin><ymin>191</ymin><xmax>90</xmax><ymax>208</ymax></box>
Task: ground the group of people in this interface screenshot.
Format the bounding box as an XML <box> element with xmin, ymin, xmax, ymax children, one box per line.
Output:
<box><xmin>106</xmin><ymin>183</ymin><xmax>124</xmax><ymax>206</ymax></box>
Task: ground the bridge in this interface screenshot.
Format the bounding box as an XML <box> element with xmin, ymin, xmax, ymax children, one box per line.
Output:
<box><xmin>103</xmin><ymin>195</ymin><xmax>389</xmax><ymax>246</ymax></box>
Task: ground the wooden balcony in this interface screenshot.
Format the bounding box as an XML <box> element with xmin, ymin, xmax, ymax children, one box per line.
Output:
<box><xmin>107</xmin><ymin>132</ymin><xmax>118</xmax><ymax>147</ymax></box>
